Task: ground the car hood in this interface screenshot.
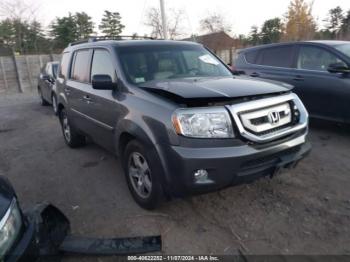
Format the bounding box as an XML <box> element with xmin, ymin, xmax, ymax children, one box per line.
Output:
<box><xmin>0</xmin><ymin>176</ymin><xmax>15</xmax><ymax>219</ymax></box>
<box><xmin>140</xmin><ymin>76</ymin><xmax>293</xmax><ymax>100</ymax></box>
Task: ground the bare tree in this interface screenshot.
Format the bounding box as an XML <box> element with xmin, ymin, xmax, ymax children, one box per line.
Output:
<box><xmin>200</xmin><ymin>12</ymin><xmax>232</xmax><ymax>34</ymax></box>
<box><xmin>0</xmin><ymin>0</ymin><xmax>40</xmax><ymax>53</ymax></box>
<box><xmin>144</xmin><ymin>7</ymin><xmax>185</xmax><ymax>39</ymax></box>
<box><xmin>0</xmin><ymin>0</ymin><xmax>38</xmax><ymax>21</ymax></box>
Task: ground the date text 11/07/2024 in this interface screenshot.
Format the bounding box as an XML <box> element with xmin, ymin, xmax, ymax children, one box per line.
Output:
<box><xmin>127</xmin><ymin>255</ymin><xmax>220</xmax><ymax>261</ymax></box>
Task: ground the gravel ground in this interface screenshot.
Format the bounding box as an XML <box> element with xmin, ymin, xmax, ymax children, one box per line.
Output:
<box><xmin>0</xmin><ymin>93</ymin><xmax>350</xmax><ymax>260</ymax></box>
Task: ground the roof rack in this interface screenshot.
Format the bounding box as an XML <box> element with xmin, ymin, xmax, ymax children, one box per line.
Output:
<box><xmin>69</xmin><ymin>35</ymin><xmax>159</xmax><ymax>46</ymax></box>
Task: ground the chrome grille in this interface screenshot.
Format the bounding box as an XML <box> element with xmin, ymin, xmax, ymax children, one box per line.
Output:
<box><xmin>240</xmin><ymin>103</ymin><xmax>292</xmax><ymax>134</ymax></box>
<box><xmin>227</xmin><ymin>93</ymin><xmax>308</xmax><ymax>143</ymax></box>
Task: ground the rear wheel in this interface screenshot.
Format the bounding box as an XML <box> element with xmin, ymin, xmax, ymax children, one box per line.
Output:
<box><xmin>59</xmin><ymin>109</ymin><xmax>86</xmax><ymax>148</ymax></box>
<box><xmin>123</xmin><ymin>140</ymin><xmax>164</xmax><ymax>209</ymax></box>
<box><xmin>38</xmin><ymin>87</ymin><xmax>49</xmax><ymax>106</ymax></box>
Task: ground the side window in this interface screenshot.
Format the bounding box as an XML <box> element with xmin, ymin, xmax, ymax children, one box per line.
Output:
<box><xmin>59</xmin><ymin>52</ymin><xmax>70</xmax><ymax>79</ymax></box>
<box><xmin>257</xmin><ymin>46</ymin><xmax>294</xmax><ymax>68</ymax></box>
<box><xmin>245</xmin><ymin>50</ymin><xmax>259</xmax><ymax>64</ymax></box>
<box><xmin>90</xmin><ymin>49</ymin><xmax>115</xmax><ymax>81</ymax></box>
<box><xmin>297</xmin><ymin>46</ymin><xmax>346</xmax><ymax>72</ymax></box>
<box><xmin>71</xmin><ymin>50</ymin><xmax>90</xmax><ymax>82</ymax></box>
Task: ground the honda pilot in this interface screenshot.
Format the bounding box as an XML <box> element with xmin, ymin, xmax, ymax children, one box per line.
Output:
<box><xmin>56</xmin><ymin>37</ymin><xmax>311</xmax><ymax>209</ymax></box>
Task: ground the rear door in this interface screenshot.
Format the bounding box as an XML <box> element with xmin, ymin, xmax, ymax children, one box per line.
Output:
<box><xmin>293</xmin><ymin>44</ymin><xmax>349</xmax><ymax>121</ymax></box>
<box><xmin>65</xmin><ymin>49</ymin><xmax>93</xmax><ymax>132</ymax></box>
<box><xmin>245</xmin><ymin>45</ymin><xmax>297</xmax><ymax>86</ymax></box>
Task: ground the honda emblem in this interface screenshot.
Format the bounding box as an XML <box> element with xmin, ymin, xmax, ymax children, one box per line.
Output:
<box><xmin>268</xmin><ymin>111</ymin><xmax>280</xmax><ymax>124</ymax></box>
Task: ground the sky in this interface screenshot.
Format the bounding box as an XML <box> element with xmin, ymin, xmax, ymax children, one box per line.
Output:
<box><xmin>26</xmin><ymin>0</ymin><xmax>350</xmax><ymax>37</ymax></box>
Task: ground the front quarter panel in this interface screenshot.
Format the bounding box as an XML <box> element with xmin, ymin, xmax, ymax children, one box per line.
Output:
<box><xmin>114</xmin><ymin>87</ymin><xmax>178</xmax><ymax>152</ymax></box>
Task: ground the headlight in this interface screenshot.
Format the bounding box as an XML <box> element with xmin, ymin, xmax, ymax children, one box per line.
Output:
<box><xmin>0</xmin><ymin>199</ymin><xmax>22</xmax><ymax>258</ymax></box>
<box><xmin>172</xmin><ymin>107</ymin><xmax>234</xmax><ymax>138</ymax></box>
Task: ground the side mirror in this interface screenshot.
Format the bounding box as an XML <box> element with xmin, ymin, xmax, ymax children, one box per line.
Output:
<box><xmin>92</xmin><ymin>75</ymin><xmax>115</xmax><ymax>90</ymax></box>
<box><xmin>327</xmin><ymin>63</ymin><xmax>350</xmax><ymax>74</ymax></box>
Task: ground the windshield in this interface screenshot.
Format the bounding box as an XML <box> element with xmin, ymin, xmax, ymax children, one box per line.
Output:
<box><xmin>334</xmin><ymin>44</ymin><xmax>350</xmax><ymax>58</ymax></box>
<box><xmin>117</xmin><ymin>44</ymin><xmax>232</xmax><ymax>85</ymax></box>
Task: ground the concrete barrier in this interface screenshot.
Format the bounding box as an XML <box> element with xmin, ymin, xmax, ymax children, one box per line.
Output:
<box><xmin>0</xmin><ymin>54</ymin><xmax>62</xmax><ymax>95</ymax></box>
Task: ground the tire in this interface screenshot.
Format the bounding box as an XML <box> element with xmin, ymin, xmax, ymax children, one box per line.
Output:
<box><xmin>52</xmin><ymin>93</ymin><xmax>58</xmax><ymax>116</ymax></box>
<box><xmin>38</xmin><ymin>87</ymin><xmax>49</xmax><ymax>106</ymax></box>
<box><xmin>123</xmin><ymin>140</ymin><xmax>164</xmax><ymax>209</ymax></box>
<box><xmin>59</xmin><ymin>108</ymin><xmax>86</xmax><ymax>148</ymax></box>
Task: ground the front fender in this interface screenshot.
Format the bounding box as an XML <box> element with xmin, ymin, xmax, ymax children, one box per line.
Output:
<box><xmin>114</xmin><ymin>119</ymin><xmax>158</xmax><ymax>154</ymax></box>
<box><xmin>114</xmin><ymin>119</ymin><xmax>173</xmax><ymax>194</ymax></box>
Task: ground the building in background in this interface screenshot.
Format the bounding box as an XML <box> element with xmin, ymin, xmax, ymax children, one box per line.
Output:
<box><xmin>183</xmin><ymin>31</ymin><xmax>241</xmax><ymax>65</ymax></box>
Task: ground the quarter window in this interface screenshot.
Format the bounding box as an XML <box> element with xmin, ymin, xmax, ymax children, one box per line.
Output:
<box><xmin>90</xmin><ymin>49</ymin><xmax>115</xmax><ymax>81</ymax></box>
<box><xmin>257</xmin><ymin>46</ymin><xmax>294</xmax><ymax>68</ymax></box>
<box><xmin>71</xmin><ymin>50</ymin><xmax>90</xmax><ymax>82</ymax></box>
<box><xmin>297</xmin><ymin>46</ymin><xmax>346</xmax><ymax>71</ymax></box>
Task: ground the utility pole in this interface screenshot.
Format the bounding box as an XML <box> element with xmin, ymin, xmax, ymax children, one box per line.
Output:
<box><xmin>159</xmin><ymin>0</ymin><xmax>168</xmax><ymax>39</ymax></box>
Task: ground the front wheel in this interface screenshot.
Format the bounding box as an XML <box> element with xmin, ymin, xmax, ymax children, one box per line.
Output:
<box><xmin>59</xmin><ymin>109</ymin><xmax>86</xmax><ymax>148</ymax></box>
<box><xmin>123</xmin><ymin>140</ymin><xmax>164</xmax><ymax>209</ymax></box>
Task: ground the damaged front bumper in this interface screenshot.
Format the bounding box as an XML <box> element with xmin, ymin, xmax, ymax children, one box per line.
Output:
<box><xmin>4</xmin><ymin>203</ymin><xmax>161</xmax><ymax>261</ymax></box>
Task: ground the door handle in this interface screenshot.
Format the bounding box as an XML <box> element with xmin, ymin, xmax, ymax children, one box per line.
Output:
<box><xmin>293</xmin><ymin>75</ymin><xmax>304</xmax><ymax>81</ymax></box>
<box><xmin>250</xmin><ymin>72</ymin><xmax>260</xmax><ymax>77</ymax></box>
<box><xmin>83</xmin><ymin>95</ymin><xmax>93</xmax><ymax>104</ymax></box>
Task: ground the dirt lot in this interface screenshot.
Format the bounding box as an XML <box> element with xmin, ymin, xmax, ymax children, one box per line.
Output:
<box><xmin>0</xmin><ymin>94</ymin><xmax>350</xmax><ymax>260</ymax></box>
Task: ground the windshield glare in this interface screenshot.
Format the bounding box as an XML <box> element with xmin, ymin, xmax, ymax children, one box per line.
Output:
<box><xmin>334</xmin><ymin>44</ymin><xmax>350</xmax><ymax>58</ymax></box>
<box><xmin>118</xmin><ymin>45</ymin><xmax>232</xmax><ymax>85</ymax></box>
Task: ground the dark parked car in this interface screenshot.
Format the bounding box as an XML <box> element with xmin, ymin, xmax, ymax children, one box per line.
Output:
<box><xmin>235</xmin><ymin>41</ymin><xmax>350</xmax><ymax>123</ymax></box>
<box><xmin>0</xmin><ymin>175</ymin><xmax>161</xmax><ymax>261</ymax></box>
<box><xmin>0</xmin><ymin>176</ymin><xmax>35</xmax><ymax>261</ymax></box>
<box><xmin>0</xmin><ymin>175</ymin><xmax>68</xmax><ymax>261</ymax></box>
<box><xmin>38</xmin><ymin>61</ymin><xmax>59</xmax><ymax>114</ymax></box>
<box><xmin>56</xmin><ymin>37</ymin><xmax>310</xmax><ymax>209</ymax></box>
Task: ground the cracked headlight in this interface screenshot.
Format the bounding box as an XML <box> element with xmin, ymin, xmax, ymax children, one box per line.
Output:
<box><xmin>172</xmin><ymin>107</ymin><xmax>234</xmax><ymax>138</ymax></box>
<box><xmin>0</xmin><ymin>199</ymin><xmax>22</xmax><ymax>259</ymax></box>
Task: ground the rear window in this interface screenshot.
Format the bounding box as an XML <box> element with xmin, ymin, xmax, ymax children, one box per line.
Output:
<box><xmin>256</xmin><ymin>46</ymin><xmax>294</xmax><ymax>68</ymax></box>
<box><xmin>71</xmin><ymin>50</ymin><xmax>90</xmax><ymax>82</ymax></box>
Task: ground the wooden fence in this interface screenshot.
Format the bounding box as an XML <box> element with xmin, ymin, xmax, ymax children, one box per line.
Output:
<box><xmin>0</xmin><ymin>53</ymin><xmax>62</xmax><ymax>95</ymax></box>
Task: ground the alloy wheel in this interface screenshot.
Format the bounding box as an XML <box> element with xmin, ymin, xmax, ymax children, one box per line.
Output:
<box><xmin>62</xmin><ymin>113</ymin><xmax>71</xmax><ymax>143</ymax></box>
<box><xmin>128</xmin><ymin>152</ymin><xmax>152</xmax><ymax>199</ymax></box>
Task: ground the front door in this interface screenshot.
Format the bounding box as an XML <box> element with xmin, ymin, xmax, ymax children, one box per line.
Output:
<box><xmin>293</xmin><ymin>45</ymin><xmax>350</xmax><ymax>122</ymax></box>
<box><xmin>80</xmin><ymin>48</ymin><xmax>121</xmax><ymax>151</ymax></box>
